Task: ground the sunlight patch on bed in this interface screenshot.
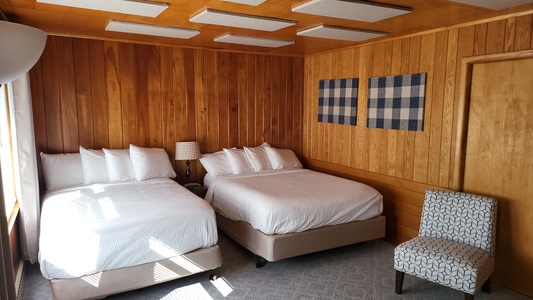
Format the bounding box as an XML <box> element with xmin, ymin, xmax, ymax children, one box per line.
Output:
<box><xmin>159</xmin><ymin>283</ymin><xmax>213</xmax><ymax>300</ymax></box>
<box><xmin>53</xmin><ymin>190</ymin><xmax>82</xmax><ymax>202</ymax></box>
<box><xmin>211</xmin><ymin>277</ymin><xmax>233</xmax><ymax>297</ymax></box>
<box><xmin>81</xmin><ymin>272</ymin><xmax>102</xmax><ymax>287</ymax></box>
<box><xmin>149</xmin><ymin>238</ymin><xmax>206</xmax><ymax>274</ymax></box>
<box><xmin>90</xmin><ymin>184</ymin><xmax>105</xmax><ymax>194</ymax></box>
<box><xmin>41</xmin><ymin>201</ymin><xmax>100</xmax><ymax>277</ymax></box>
<box><xmin>97</xmin><ymin>197</ymin><xmax>119</xmax><ymax>220</ymax></box>
<box><xmin>169</xmin><ymin>256</ymin><xmax>204</xmax><ymax>274</ymax></box>
<box><xmin>149</xmin><ymin>237</ymin><xmax>179</xmax><ymax>257</ymax></box>
<box><xmin>153</xmin><ymin>262</ymin><xmax>180</xmax><ymax>282</ymax></box>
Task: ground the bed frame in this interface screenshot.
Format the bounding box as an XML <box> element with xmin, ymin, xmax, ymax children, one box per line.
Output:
<box><xmin>216</xmin><ymin>213</ymin><xmax>386</xmax><ymax>264</ymax></box>
<box><xmin>48</xmin><ymin>245</ymin><xmax>222</xmax><ymax>300</ymax></box>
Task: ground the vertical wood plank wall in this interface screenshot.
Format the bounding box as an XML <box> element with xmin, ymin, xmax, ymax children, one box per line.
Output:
<box><xmin>303</xmin><ymin>13</ymin><xmax>533</xmax><ymax>244</ymax></box>
<box><xmin>29</xmin><ymin>37</ymin><xmax>303</xmax><ymax>184</ymax></box>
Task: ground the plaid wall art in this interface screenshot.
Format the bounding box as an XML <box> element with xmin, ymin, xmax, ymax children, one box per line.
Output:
<box><xmin>367</xmin><ymin>73</ymin><xmax>426</xmax><ymax>131</ymax></box>
<box><xmin>318</xmin><ymin>78</ymin><xmax>358</xmax><ymax>126</ymax></box>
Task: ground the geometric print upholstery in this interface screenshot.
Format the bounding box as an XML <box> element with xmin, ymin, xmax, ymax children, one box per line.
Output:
<box><xmin>394</xmin><ymin>236</ymin><xmax>494</xmax><ymax>294</ymax></box>
<box><xmin>419</xmin><ymin>190</ymin><xmax>497</xmax><ymax>254</ymax></box>
<box><xmin>394</xmin><ymin>189</ymin><xmax>498</xmax><ymax>296</ymax></box>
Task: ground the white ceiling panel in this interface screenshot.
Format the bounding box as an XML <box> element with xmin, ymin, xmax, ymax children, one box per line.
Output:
<box><xmin>36</xmin><ymin>0</ymin><xmax>168</xmax><ymax>18</ymax></box>
<box><xmin>292</xmin><ymin>0</ymin><xmax>411</xmax><ymax>23</ymax></box>
<box><xmin>190</xmin><ymin>9</ymin><xmax>295</xmax><ymax>31</ymax></box>
<box><xmin>106</xmin><ymin>21</ymin><xmax>200</xmax><ymax>39</ymax></box>
<box><xmin>214</xmin><ymin>33</ymin><xmax>294</xmax><ymax>48</ymax></box>
<box><xmin>223</xmin><ymin>0</ymin><xmax>267</xmax><ymax>6</ymax></box>
<box><xmin>297</xmin><ymin>25</ymin><xmax>387</xmax><ymax>41</ymax></box>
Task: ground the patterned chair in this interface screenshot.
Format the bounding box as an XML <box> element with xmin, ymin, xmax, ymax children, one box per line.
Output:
<box><xmin>394</xmin><ymin>189</ymin><xmax>498</xmax><ymax>300</ymax></box>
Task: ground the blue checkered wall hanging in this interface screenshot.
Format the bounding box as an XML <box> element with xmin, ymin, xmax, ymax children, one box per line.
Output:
<box><xmin>318</xmin><ymin>78</ymin><xmax>358</xmax><ymax>126</ymax></box>
<box><xmin>367</xmin><ymin>73</ymin><xmax>426</xmax><ymax>131</ymax></box>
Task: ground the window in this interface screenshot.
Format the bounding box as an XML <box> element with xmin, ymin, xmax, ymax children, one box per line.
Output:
<box><xmin>0</xmin><ymin>83</ymin><xmax>17</xmax><ymax>221</ymax></box>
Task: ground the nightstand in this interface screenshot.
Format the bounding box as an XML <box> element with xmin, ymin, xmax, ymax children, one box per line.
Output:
<box><xmin>186</xmin><ymin>185</ymin><xmax>208</xmax><ymax>198</ymax></box>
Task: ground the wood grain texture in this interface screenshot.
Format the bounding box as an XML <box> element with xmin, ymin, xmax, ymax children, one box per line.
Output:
<box><xmin>31</xmin><ymin>36</ymin><xmax>304</xmax><ymax>184</ymax></box>
<box><xmin>465</xmin><ymin>57</ymin><xmax>533</xmax><ymax>297</ymax></box>
<box><xmin>302</xmin><ymin>13</ymin><xmax>533</xmax><ymax>277</ymax></box>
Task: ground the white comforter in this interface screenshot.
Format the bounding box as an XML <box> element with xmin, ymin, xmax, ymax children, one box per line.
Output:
<box><xmin>39</xmin><ymin>178</ymin><xmax>218</xmax><ymax>280</ymax></box>
<box><xmin>205</xmin><ymin>169</ymin><xmax>383</xmax><ymax>235</ymax></box>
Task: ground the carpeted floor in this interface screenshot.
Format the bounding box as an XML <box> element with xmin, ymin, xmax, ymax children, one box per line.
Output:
<box><xmin>19</xmin><ymin>231</ymin><xmax>531</xmax><ymax>300</ymax></box>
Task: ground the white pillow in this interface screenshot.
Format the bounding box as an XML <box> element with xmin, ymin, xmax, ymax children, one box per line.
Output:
<box><xmin>79</xmin><ymin>146</ymin><xmax>109</xmax><ymax>184</ymax></box>
<box><xmin>103</xmin><ymin>148</ymin><xmax>135</xmax><ymax>182</ymax></box>
<box><xmin>199</xmin><ymin>150</ymin><xmax>233</xmax><ymax>177</ymax></box>
<box><xmin>244</xmin><ymin>143</ymin><xmax>271</xmax><ymax>171</ymax></box>
<box><xmin>40</xmin><ymin>152</ymin><xmax>84</xmax><ymax>190</ymax></box>
<box><xmin>129</xmin><ymin>144</ymin><xmax>176</xmax><ymax>181</ymax></box>
<box><xmin>264</xmin><ymin>147</ymin><xmax>303</xmax><ymax>169</ymax></box>
<box><xmin>223</xmin><ymin>148</ymin><xmax>253</xmax><ymax>174</ymax></box>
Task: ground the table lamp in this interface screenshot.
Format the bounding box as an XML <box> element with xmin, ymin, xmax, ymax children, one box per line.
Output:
<box><xmin>175</xmin><ymin>141</ymin><xmax>201</xmax><ymax>183</ymax></box>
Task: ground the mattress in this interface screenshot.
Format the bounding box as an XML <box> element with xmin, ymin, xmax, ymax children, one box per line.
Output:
<box><xmin>205</xmin><ymin>169</ymin><xmax>383</xmax><ymax>235</ymax></box>
<box><xmin>39</xmin><ymin>178</ymin><xmax>218</xmax><ymax>280</ymax></box>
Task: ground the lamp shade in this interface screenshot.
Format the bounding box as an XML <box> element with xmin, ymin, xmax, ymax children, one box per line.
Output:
<box><xmin>0</xmin><ymin>21</ymin><xmax>47</xmax><ymax>84</ymax></box>
<box><xmin>175</xmin><ymin>141</ymin><xmax>201</xmax><ymax>160</ymax></box>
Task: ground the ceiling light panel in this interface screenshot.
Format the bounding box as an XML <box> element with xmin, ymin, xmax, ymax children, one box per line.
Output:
<box><xmin>190</xmin><ymin>9</ymin><xmax>295</xmax><ymax>31</ymax></box>
<box><xmin>214</xmin><ymin>34</ymin><xmax>294</xmax><ymax>48</ymax></box>
<box><xmin>448</xmin><ymin>0</ymin><xmax>533</xmax><ymax>10</ymax></box>
<box><xmin>223</xmin><ymin>0</ymin><xmax>267</xmax><ymax>6</ymax></box>
<box><xmin>298</xmin><ymin>25</ymin><xmax>386</xmax><ymax>42</ymax></box>
<box><xmin>106</xmin><ymin>21</ymin><xmax>200</xmax><ymax>39</ymax></box>
<box><xmin>36</xmin><ymin>0</ymin><xmax>168</xmax><ymax>18</ymax></box>
<box><xmin>292</xmin><ymin>0</ymin><xmax>411</xmax><ymax>23</ymax></box>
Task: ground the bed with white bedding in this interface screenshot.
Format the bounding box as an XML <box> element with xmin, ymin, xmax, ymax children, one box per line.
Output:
<box><xmin>39</xmin><ymin>178</ymin><xmax>221</xmax><ymax>299</ymax></box>
<box><xmin>205</xmin><ymin>168</ymin><xmax>386</xmax><ymax>264</ymax></box>
<box><xmin>38</xmin><ymin>146</ymin><xmax>222</xmax><ymax>300</ymax></box>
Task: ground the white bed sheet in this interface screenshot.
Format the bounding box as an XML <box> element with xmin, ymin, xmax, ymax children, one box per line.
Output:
<box><xmin>205</xmin><ymin>169</ymin><xmax>383</xmax><ymax>235</ymax></box>
<box><xmin>39</xmin><ymin>178</ymin><xmax>218</xmax><ymax>280</ymax></box>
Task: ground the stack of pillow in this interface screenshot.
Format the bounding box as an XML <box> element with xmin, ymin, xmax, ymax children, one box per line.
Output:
<box><xmin>199</xmin><ymin>143</ymin><xmax>302</xmax><ymax>178</ymax></box>
<box><xmin>40</xmin><ymin>145</ymin><xmax>176</xmax><ymax>191</ymax></box>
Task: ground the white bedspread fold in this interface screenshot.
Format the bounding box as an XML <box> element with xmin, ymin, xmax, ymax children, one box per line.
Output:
<box><xmin>39</xmin><ymin>178</ymin><xmax>218</xmax><ymax>280</ymax></box>
<box><xmin>206</xmin><ymin>169</ymin><xmax>383</xmax><ymax>234</ymax></box>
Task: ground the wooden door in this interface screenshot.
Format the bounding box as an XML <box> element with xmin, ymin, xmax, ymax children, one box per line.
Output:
<box><xmin>463</xmin><ymin>57</ymin><xmax>533</xmax><ymax>296</ymax></box>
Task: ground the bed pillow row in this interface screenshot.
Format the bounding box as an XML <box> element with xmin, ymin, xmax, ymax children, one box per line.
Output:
<box><xmin>199</xmin><ymin>143</ymin><xmax>302</xmax><ymax>177</ymax></box>
<box><xmin>40</xmin><ymin>144</ymin><xmax>176</xmax><ymax>190</ymax></box>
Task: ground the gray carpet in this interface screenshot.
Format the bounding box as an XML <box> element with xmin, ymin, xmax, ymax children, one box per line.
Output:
<box><xmin>19</xmin><ymin>231</ymin><xmax>531</xmax><ymax>300</ymax></box>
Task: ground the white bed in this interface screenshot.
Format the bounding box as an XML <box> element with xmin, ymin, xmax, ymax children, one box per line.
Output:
<box><xmin>39</xmin><ymin>178</ymin><xmax>222</xmax><ymax>299</ymax></box>
<box><xmin>205</xmin><ymin>168</ymin><xmax>386</xmax><ymax>263</ymax></box>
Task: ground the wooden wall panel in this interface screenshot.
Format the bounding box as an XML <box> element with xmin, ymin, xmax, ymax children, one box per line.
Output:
<box><xmin>88</xmin><ymin>40</ymin><xmax>109</xmax><ymax>149</ymax></box>
<box><xmin>303</xmin><ymin>12</ymin><xmax>533</xmax><ymax>240</ymax></box>
<box><xmin>31</xmin><ymin>36</ymin><xmax>304</xmax><ymax>184</ymax></box>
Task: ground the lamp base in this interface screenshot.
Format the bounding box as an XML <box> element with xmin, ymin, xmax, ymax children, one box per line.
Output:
<box><xmin>185</xmin><ymin>160</ymin><xmax>191</xmax><ymax>183</ymax></box>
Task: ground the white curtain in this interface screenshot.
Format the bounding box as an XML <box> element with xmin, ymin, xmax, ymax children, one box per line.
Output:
<box><xmin>10</xmin><ymin>74</ymin><xmax>40</xmax><ymax>263</ymax></box>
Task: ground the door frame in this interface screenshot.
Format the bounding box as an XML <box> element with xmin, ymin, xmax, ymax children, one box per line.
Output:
<box><xmin>452</xmin><ymin>49</ymin><xmax>533</xmax><ymax>191</ymax></box>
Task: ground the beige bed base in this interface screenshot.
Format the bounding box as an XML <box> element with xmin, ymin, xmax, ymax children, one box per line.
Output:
<box><xmin>48</xmin><ymin>245</ymin><xmax>222</xmax><ymax>300</ymax></box>
<box><xmin>216</xmin><ymin>213</ymin><xmax>386</xmax><ymax>262</ymax></box>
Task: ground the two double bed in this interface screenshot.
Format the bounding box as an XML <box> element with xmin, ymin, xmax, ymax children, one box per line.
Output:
<box><xmin>38</xmin><ymin>144</ymin><xmax>385</xmax><ymax>299</ymax></box>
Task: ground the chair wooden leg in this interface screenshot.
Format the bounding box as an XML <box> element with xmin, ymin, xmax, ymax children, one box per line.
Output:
<box><xmin>464</xmin><ymin>293</ymin><xmax>474</xmax><ymax>300</ymax></box>
<box><xmin>482</xmin><ymin>277</ymin><xmax>491</xmax><ymax>293</ymax></box>
<box><xmin>395</xmin><ymin>271</ymin><xmax>405</xmax><ymax>294</ymax></box>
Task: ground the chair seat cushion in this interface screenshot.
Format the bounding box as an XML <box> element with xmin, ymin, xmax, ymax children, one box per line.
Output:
<box><xmin>394</xmin><ymin>236</ymin><xmax>494</xmax><ymax>294</ymax></box>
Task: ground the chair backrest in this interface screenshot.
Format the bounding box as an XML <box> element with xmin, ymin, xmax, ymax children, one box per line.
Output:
<box><xmin>419</xmin><ymin>189</ymin><xmax>498</xmax><ymax>254</ymax></box>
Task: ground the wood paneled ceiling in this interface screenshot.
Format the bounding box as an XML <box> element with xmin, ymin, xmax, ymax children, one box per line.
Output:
<box><xmin>2</xmin><ymin>0</ymin><xmax>533</xmax><ymax>56</ymax></box>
